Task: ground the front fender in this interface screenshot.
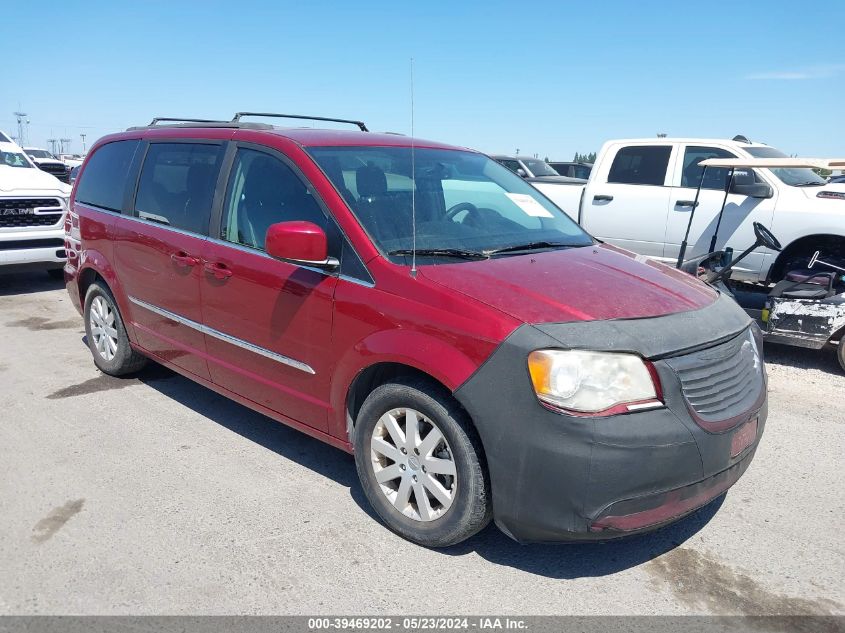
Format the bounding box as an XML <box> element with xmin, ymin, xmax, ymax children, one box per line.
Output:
<box><xmin>329</xmin><ymin>329</ymin><xmax>486</xmax><ymax>441</ymax></box>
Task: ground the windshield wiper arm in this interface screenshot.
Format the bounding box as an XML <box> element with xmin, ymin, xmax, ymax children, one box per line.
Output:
<box><xmin>388</xmin><ymin>248</ymin><xmax>489</xmax><ymax>260</ymax></box>
<box><xmin>793</xmin><ymin>181</ymin><xmax>825</xmax><ymax>187</ymax></box>
<box><xmin>485</xmin><ymin>241</ymin><xmax>570</xmax><ymax>256</ymax></box>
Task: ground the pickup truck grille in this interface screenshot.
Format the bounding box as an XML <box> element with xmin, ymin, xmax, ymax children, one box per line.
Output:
<box><xmin>665</xmin><ymin>328</ymin><xmax>764</xmax><ymax>431</ymax></box>
<box><xmin>0</xmin><ymin>198</ymin><xmax>64</xmax><ymax>228</ymax></box>
<box><xmin>37</xmin><ymin>163</ymin><xmax>70</xmax><ymax>183</ymax></box>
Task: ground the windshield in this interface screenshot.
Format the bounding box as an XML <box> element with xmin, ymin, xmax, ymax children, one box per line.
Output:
<box><xmin>745</xmin><ymin>146</ymin><xmax>827</xmax><ymax>186</ymax></box>
<box><xmin>522</xmin><ymin>158</ymin><xmax>559</xmax><ymax>177</ymax></box>
<box><xmin>307</xmin><ymin>147</ymin><xmax>592</xmax><ymax>260</ymax></box>
<box><xmin>26</xmin><ymin>149</ymin><xmax>55</xmax><ymax>159</ymax></box>
<box><xmin>0</xmin><ymin>151</ymin><xmax>33</xmax><ymax>168</ymax></box>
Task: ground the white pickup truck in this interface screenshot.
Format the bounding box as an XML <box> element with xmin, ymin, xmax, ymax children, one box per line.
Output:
<box><xmin>533</xmin><ymin>136</ymin><xmax>845</xmax><ymax>283</ymax></box>
<box><xmin>1</xmin><ymin>131</ymin><xmax>72</xmax><ymax>278</ymax></box>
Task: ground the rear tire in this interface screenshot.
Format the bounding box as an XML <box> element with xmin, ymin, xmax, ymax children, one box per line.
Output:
<box><xmin>83</xmin><ymin>282</ymin><xmax>147</xmax><ymax>376</ymax></box>
<box><xmin>838</xmin><ymin>340</ymin><xmax>845</xmax><ymax>374</ymax></box>
<box><xmin>353</xmin><ymin>378</ymin><xmax>492</xmax><ymax>547</ymax></box>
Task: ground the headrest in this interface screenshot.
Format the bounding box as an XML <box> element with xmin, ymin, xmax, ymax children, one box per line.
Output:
<box><xmin>356</xmin><ymin>162</ymin><xmax>387</xmax><ymax>198</ymax></box>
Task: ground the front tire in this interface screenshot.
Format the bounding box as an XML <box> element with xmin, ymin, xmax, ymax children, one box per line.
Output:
<box><xmin>838</xmin><ymin>340</ymin><xmax>845</xmax><ymax>374</ymax></box>
<box><xmin>83</xmin><ymin>282</ymin><xmax>147</xmax><ymax>376</ymax></box>
<box><xmin>353</xmin><ymin>378</ymin><xmax>492</xmax><ymax>547</ymax></box>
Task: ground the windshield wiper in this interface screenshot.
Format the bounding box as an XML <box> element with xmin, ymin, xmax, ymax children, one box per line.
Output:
<box><xmin>485</xmin><ymin>241</ymin><xmax>570</xmax><ymax>256</ymax></box>
<box><xmin>388</xmin><ymin>248</ymin><xmax>489</xmax><ymax>260</ymax></box>
<box><xmin>793</xmin><ymin>181</ymin><xmax>825</xmax><ymax>187</ymax></box>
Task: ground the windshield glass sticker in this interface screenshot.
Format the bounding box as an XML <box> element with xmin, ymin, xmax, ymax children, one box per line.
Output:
<box><xmin>506</xmin><ymin>193</ymin><xmax>554</xmax><ymax>218</ymax></box>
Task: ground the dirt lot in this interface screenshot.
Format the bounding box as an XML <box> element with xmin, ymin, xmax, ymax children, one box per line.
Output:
<box><xmin>0</xmin><ymin>272</ymin><xmax>842</xmax><ymax>615</ymax></box>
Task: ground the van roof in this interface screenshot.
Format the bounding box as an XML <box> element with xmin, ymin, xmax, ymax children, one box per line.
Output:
<box><xmin>114</xmin><ymin>124</ymin><xmax>465</xmax><ymax>152</ymax></box>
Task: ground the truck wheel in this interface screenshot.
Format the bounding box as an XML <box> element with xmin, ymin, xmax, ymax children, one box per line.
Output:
<box><xmin>83</xmin><ymin>282</ymin><xmax>147</xmax><ymax>376</ymax></box>
<box><xmin>353</xmin><ymin>378</ymin><xmax>492</xmax><ymax>547</ymax></box>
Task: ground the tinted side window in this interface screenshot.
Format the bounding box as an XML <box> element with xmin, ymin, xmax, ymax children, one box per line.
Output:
<box><xmin>607</xmin><ymin>146</ymin><xmax>671</xmax><ymax>186</ymax></box>
<box><xmin>573</xmin><ymin>165</ymin><xmax>591</xmax><ymax>179</ymax></box>
<box><xmin>681</xmin><ymin>146</ymin><xmax>736</xmax><ymax>189</ymax></box>
<box><xmin>499</xmin><ymin>160</ymin><xmax>522</xmax><ymax>174</ymax></box>
<box><xmin>75</xmin><ymin>140</ymin><xmax>140</xmax><ymax>212</ymax></box>
<box><xmin>220</xmin><ymin>148</ymin><xmax>326</xmax><ymax>250</ymax></box>
<box><xmin>134</xmin><ymin>143</ymin><xmax>223</xmax><ymax>234</ymax></box>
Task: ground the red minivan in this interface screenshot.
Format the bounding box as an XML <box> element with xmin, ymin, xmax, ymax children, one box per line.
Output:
<box><xmin>65</xmin><ymin>114</ymin><xmax>767</xmax><ymax>546</ymax></box>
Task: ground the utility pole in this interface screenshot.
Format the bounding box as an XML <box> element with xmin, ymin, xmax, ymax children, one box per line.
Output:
<box><xmin>13</xmin><ymin>111</ymin><xmax>28</xmax><ymax>146</ymax></box>
<box><xmin>80</xmin><ymin>133</ymin><xmax>87</xmax><ymax>153</ymax></box>
<box><xmin>60</xmin><ymin>138</ymin><xmax>72</xmax><ymax>154</ymax></box>
<box><xmin>47</xmin><ymin>138</ymin><xmax>58</xmax><ymax>155</ymax></box>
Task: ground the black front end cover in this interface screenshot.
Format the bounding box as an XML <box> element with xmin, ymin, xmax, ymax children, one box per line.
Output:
<box><xmin>453</xmin><ymin>293</ymin><xmax>767</xmax><ymax>542</ymax></box>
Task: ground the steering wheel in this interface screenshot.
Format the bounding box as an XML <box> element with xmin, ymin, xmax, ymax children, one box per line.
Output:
<box><xmin>445</xmin><ymin>202</ymin><xmax>479</xmax><ymax>222</ymax></box>
<box><xmin>753</xmin><ymin>222</ymin><xmax>782</xmax><ymax>252</ymax></box>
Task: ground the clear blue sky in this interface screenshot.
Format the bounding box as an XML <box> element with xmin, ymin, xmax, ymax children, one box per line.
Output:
<box><xmin>3</xmin><ymin>1</ymin><xmax>843</xmax><ymax>158</ymax></box>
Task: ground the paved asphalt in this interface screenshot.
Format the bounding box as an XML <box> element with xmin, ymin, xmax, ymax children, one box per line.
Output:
<box><xmin>0</xmin><ymin>272</ymin><xmax>842</xmax><ymax>616</ymax></box>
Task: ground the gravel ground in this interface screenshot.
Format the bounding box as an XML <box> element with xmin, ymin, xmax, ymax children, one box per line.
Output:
<box><xmin>0</xmin><ymin>272</ymin><xmax>842</xmax><ymax>616</ymax></box>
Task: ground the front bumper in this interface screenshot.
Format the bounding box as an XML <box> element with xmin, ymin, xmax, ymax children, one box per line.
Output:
<box><xmin>0</xmin><ymin>244</ymin><xmax>66</xmax><ymax>268</ymax></box>
<box><xmin>1</xmin><ymin>214</ymin><xmax>67</xmax><ymax>269</ymax></box>
<box><xmin>454</xmin><ymin>295</ymin><xmax>766</xmax><ymax>543</ymax></box>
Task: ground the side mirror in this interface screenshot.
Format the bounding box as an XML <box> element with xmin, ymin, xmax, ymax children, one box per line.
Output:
<box><xmin>730</xmin><ymin>180</ymin><xmax>773</xmax><ymax>199</ymax></box>
<box><xmin>516</xmin><ymin>168</ymin><xmax>527</xmax><ymax>178</ymax></box>
<box><xmin>265</xmin><ymin>221</ymin><xmax>339</xmax><ymax>270</ymax></box>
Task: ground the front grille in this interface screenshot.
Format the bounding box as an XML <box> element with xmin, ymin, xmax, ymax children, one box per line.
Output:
<box><xmin>38</xmin><ymin>164</ymin><xmax>70</xmax><ymax>183</ymax></box>
<box><xmin>0</xmin><ymin>198</ymin><xmax>64</xmax><ymax>228</ymax></box>
<box><xmin>665</xmin><ymin>328</ymin><xmax>764</xmax><ymax>429</ymax></box>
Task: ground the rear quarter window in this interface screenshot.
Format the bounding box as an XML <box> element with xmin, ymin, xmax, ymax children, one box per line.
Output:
<box><xmin>75</xmin><ymin>140</ymin><xmax>141</xmax><ymax>212</ymax></box>
<box><xmin>134</xmin><ymin>142</ymin><xmax>224</xmax><ymax>234</ymax></box>
<box><xmin>607</xmin><ymin>145</ymin><xmax>671</xmax><ymax>186</ymax></box>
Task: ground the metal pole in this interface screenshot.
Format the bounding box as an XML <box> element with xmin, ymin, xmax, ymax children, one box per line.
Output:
<box><xmin>709</xmin><ymin>167</ymin><xmax>735</xmax><ymax>254</ymax></box>
<box><xmin>676</xmin><ymin>166</ymin><xmax>708</xmax><ymax>268</ymax></box>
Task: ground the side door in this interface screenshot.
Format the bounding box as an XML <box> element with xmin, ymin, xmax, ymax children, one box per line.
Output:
<box><xmin>200</xmin><ymin>143</ymin><xmax>339</xmax><ymax>432</ymax></box>
<box><xmin>114</xmin><ymin>140</ymin><xmax>225</xmax><ymax>380</ymax></box>
<box><xmin>664</xmin><ymin>145</ymin><xmax>777</xmax><ymax>277</ymax></box>
<box><xmin>580</xmin><ymin>144</ymin><xmax>675</xmax><ymax>258</ymax></box>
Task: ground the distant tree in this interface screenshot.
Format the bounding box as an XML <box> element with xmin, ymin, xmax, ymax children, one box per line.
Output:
<box><xmin>544</xmin><ymin>156</ymin><xmax>549</xmax><ymax>162</ymax></box>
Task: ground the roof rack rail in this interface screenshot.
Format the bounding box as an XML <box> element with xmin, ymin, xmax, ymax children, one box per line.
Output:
<box><xmin>149</xmin><ymin>117</ymin><xmax>225</xmax><ymax>126</ymax></box>
<box><xmin>232</xmin><ymin>112</ymin><xmax>368</xmax><ymax>132</ymax></box>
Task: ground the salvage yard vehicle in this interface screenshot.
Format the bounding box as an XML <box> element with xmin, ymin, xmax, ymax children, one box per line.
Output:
<box><xmin>534</xmin><ymin>135</ymin><xmax>845</xmax><ymax>284</ymax></box>
<box><xmin>678</xmin><ymin>157</ymin><xmax>845</xmax><ymax>372</ymax></box>
<box><xmin>65</xmin><ymin>113</ymin><xmax>767</xmax><ymax>546</ymax></box>
<box><xmin>492</xmin><ymin>155</ymin><xmax>586</xmax><ymax>183</ymax></box>
<box><xmin>549</xmin><ymin>161</ymin><xmax>593</xmax><ymax>180</ymax></box>
<box><xmin>24</xmin><ymin>147</ymin><xmax>71</xmax><ymax>183</ymax></box>
<box><xmin>1</xmin><ymin>132</ymin><xmax>71</xmax><ymax>278</ymax></box>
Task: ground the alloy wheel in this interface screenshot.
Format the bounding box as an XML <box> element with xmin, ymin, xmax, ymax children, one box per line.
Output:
<box><xmin>369</xmin><ymin>407</ymin><xmax>457</xmax><ymax>522</ymax></box>
<box><xmin>89</xmin><ymin>295</ymin><xmax>118</xmax><ymax>362</ymax></box>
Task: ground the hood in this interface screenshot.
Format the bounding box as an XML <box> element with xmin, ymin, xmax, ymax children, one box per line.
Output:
<box><xmin>0</xmin><ymin>165</ymin><xmax>71</xmax><ymax>194</ymax></box>
<box><xmin>420</xmin><ymin>243</ymin><xmax>717</xmax><ymax>324</ymax></box>
<box><xmin>527</xmin><ymin>175</ymin><xmax>588</xmax><ymax>185</ymax></box>
<box><xmin>30</xmin><ymin>157</ymin><xmax>65</xmax><ymax>167</ymax></box>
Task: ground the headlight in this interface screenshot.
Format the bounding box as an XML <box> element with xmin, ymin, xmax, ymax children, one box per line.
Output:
<box><xmin>527</xmin><ymin>349</ymin><xmax>662</xmax><ymax>415</ymax></box>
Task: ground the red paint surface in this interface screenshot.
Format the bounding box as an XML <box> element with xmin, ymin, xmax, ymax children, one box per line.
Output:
<box><xmin>421</xmin><ymin>244</ymin><xmax>716</xmax><ymax>324</ymax></box>
<box><xmin>265</xmin><ymin>221</ymin><xmax>327</xmax><ymax>263</ymax></box>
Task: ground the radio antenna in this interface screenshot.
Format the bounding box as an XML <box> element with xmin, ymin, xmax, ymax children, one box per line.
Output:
<box><xmin>410</xmin><ymin>57</ymin><xmax>417</xmax><ymax>278</ymax></box>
